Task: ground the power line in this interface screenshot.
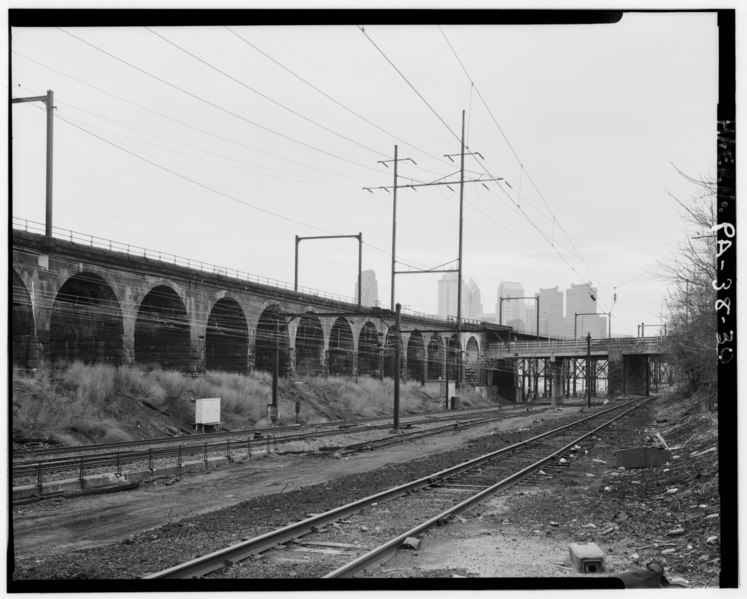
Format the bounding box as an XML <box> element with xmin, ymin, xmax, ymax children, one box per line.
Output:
<box><xmin>57</xmin><ymin>28</ymin><xmax>389</xmax><ymax>175</ymax></box>
<box><xmin>146</xmin><ymin>26</ymin><xmax>389</xmax><ymax>159</ymax></box>
<box><xmin>225</xmin><ymin>25</ymin><xmax>459</xmax><ymax>179</ymax></box>
<box><xmin>357</xmin><ymin>25</ymin><xmax>462</xmax><ymax>146</ymax></box>
<box><xmin>12</xmin><ymin>52</ymin><xmax>381</xmax><ymax>184</ymax></box>
<box><xmin>439</xmin><ymin>26</ymin><xmax>613</xmax><ymax>308</ymax></box>
<box><xmin>54</xmin><ymin>112</ymin><xmax>336</xmax><ymax>235</ymax></box>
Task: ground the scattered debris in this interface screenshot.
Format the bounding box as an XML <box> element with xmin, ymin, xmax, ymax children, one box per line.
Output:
<box><xmin>401</xmin><ymin>537</ymin><xmax>421</xmax><ymax>551</ymax></box>
<box><xmin>655</xmin><ymin>432</ymin><xmax>670</xmax><ymax>450</ymax></box>
<box><xmin>667</xmin><ymin>528</ymin><xmax>686</xmax><ymax>536</ymax></box>
<box><xmin>689</xmin><ymin>447</ymin><xmax>716</xmax><ymax>458</ymax></box>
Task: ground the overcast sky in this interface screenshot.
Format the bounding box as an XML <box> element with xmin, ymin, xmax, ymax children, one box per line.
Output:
<box><xmin>10</xmin><ymin>10</ymin><xmax>720</xmax><ymax>337</ymax></box>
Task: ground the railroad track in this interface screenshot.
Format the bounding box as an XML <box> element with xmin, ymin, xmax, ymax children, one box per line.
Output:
<box><xmin>12</xmin><ymin>404</ymin><xmax>549</xmax><ymax>490</ymax></box>
<box><xmin>14</xmin><ymin>403</ymin><xmax>537</xmax><ymax>459</ymax></box>
<box><xmin>143</xmin><ymin>396</ymin><xmax>656</xmax><ymax>580</ymax></box>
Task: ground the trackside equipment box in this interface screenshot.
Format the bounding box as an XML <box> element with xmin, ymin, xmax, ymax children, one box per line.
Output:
<box><xmin>195</xmin><ymin>398</ymin><xmax>221</xmax><ymax>425</ymax></box>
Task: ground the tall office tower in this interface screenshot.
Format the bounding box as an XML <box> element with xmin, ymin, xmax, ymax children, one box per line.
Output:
<box><xmin>354</xmin><ymin>269</ymin><xmax>379</xmax><ymax>307</ymax></box>
<box><xmin>527</xmin><ymin>286</ymin><xmax>564</xmax><ymax>337</ymax></box>
<box><xmin>464</xmin><ymin>279</ymin><xmax>483</xmax><ymax>319</ymax></box>
<box><xmin>496</xmin><ymin>281</ymin><xmax>526</xmax><ymax>329</ymax></box>
<box><xmin>437</xmin><ymin>272</ymin><xmax>461</xmax><ymax>318</ymax></box>
<box><xmin>565</xmin><ymin>281</ymin><xmax>599</xmax><ymax>338</ymax></box>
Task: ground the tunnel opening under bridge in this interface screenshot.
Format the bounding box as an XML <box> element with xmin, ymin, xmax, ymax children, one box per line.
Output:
<box><xmin>50</xmin><ymin>272</ymin><xmax>124</xmax><ymax>366</ymax></box>
<box><xmin>295</xmin><ymin>312</ymin><xmax>325</xmax><ymax>377</ymax></box>
<box><xmin>427</xmin><ymin>333</ymin><xmax>445</xmax><ymax>380</ymax></box>
<box><xmin>357</xmin><ymin>321</ymin><xmax>379</xmax><ymax>377</ymax></box>
<box><xmin>134</xmin><ymin>285</ymin><xmax>190</xmax><ymax>371</ymax></box>
<box><xmin>206</xmin><ymin>297</ymin><xmax>249</xmax><ymax>373</ymax></box>
<box><xmin>329</xmin><ymin>317</ymin><xmax>354</xmax><ymax>377</ymax></box>
<box><xmin>406</xmin><ymin>330</ymin><xmax>425</xmax><ymax>382</ymax></box>
<box><xmin>255</xmin><ymin>305</ymin><xmax>291</xmax><ymax>377</ymax></box>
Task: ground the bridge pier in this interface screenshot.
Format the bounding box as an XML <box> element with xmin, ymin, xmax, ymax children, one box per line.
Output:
<box><xmin>623</xmin><ymin>354</ymin><xmax>650</xmax><ymax>396</ymax></box>
<box><xmin>550</xmin><ymin>358</ymin><xmax>563</xmax><ymax>406</ymax></box>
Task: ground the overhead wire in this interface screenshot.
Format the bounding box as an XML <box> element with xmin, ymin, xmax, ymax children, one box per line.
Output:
<box><xmin>17</xmin><ymin>93</ymin><xmax>438</xmax><ymax>273</ymax></box>
<box><xmin>145</xmin><ymin>26</ymin><xmax>390</xmax><ymax>160</ymax></box>
<box><xmin>11</xmin><ymin>51</ymin><xmax>381</xmax><ymax>184</ymax></box>
<box><xmin>225</xmin><ymin>25</ymin><xmax>460</xmax><ymax>179</ymax></box>
<box><xmin>356</xmin><ymin>25</ymin><xmax>462</xmax><ymax>146</ymax></box>
<box><xmin>437</xmin><ymin>26</ymin><xmax>615</xmax><ymax>312</ymax></box>
<box><xmin>58</xmin><ymin>110</ymin><xmax>360</xmax><ymax>189</ymax></box>
<box><xmin>57</xmin><ymin>27</ymin><xmax>392</xmax><ymax>175</ymax></box>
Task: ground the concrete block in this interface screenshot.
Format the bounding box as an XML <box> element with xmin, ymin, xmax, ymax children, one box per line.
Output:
<box><xmin>615</xmin><ymin>447</ymin><xmax>670</xmax><ymax>469</ymax></box>
<box><xmin>568</xmin><ymin>542</ymin><xmax>607</xmax><ymax>573</ymax></box>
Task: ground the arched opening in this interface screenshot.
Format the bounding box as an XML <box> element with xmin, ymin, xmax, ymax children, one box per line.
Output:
<box><xmin>255</xmin><ymin>305</ymin><xmax>290</xmax><ymax>376</ymax></box>
<box><xmin>134</xmin><ymin>285</ymin><xmax>190</xmax><ymax>370</ymax></box>
<box><xmin>447</xmin><ymin>335</ymin><xmax>461</xmax><ymax>380</ymax></box>
<box><xmin>12</xmin><ymin>271</ymin><xmax>35</xmax><ymax>368</ymax></box>
<box><xmin>427</xmin><ymin>333</ymin><xmax>445</xmax><ymax>379</ymax></box>
<box><xmin>206</xmin><ymin>297</ymin><xmax>248</xmax><ymax>373</ymax></box>
<box><xmin>465</xmin><ymin>336</ymin><xmax>481</xmax><ymax>385</ymax></box>
<box><xmin>383</xmin><ymin>326</ymin><xmax>403</xmax><ymax>379</ymax></box>
<box><xmin>329</xmin><ymin>317</ymin><xmax>354</xmax><ymax>377</ymax></box>
<box><xmin>406</xmin><ymin>330</ymin><xmax>425</xmax><ymax>382</ymax></box>
<box><xmin>50</xmin><ymin>273</ymin><xmax>124</xmax><ymax>365</ymax></box>
<box><xmin>295</xmin><ymin>312</ymin><xmax>325</xmax><ymax>377</ymax></box>
<box><xmin>357</xmin><ymin>322</ymin><xmax>379</xmax><ymax>377</ymax></box>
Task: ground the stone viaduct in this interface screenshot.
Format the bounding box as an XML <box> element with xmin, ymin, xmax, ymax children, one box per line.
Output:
<box><xmin>11</xmin><ymin>229</ymin><xmax>667</xmax><ymax>402</ymax></box>
<box><xmin>11</xmin><ymin>230</ymin><xmax>524</xmax><ymax>399</ymax></box>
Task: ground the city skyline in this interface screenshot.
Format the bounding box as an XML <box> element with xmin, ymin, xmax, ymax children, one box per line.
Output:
<box><xmin>432</xmin><ymin>274</ymin><xmax>625</xmax><ymax>338</ymax></box>
<box><xmin>10</xmin><ymin>12</ymin><xmax>718</xmax><ymax>338</ymax></box>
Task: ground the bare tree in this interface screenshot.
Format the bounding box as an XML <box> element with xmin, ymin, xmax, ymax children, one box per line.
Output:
<box><xmin>660</xmin><ymin>169</ymin><xmax>717</xmax><ymax>402</ymax></box>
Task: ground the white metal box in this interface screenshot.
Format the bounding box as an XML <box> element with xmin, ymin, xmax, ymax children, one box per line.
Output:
<box><xmin>195</xmin><ymin>397</ymin><xmax>221</xmax><ymax>425</ymax></box>
<box><xmin>440</xmin><ymin>381</ymin><xmax>456</xmax><ymax>398</ymax></box>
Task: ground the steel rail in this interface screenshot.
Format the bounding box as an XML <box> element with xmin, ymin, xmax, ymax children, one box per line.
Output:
<box><xmin>14</xmin><ymin>403</ymin><xmax>525</xmax><ymax>460</ymax></box>
<box><xmin>12</xmin><ymin>407</ymin><xmax>534</xmax><ymax>481</ymax></box>
<box><xmin>324</xmin><ymin>396</ymin><xmax>656</xmax><ymax>577</ymax></box>
<box><xmin>143</xmin><ymin>396</ymin><xmax>652</xmax><ymax>579</ymax></box>
<box><xmin>335</xmin><ymin>409</ymin><xmax>551</xmax><ymax>454</ymax></box>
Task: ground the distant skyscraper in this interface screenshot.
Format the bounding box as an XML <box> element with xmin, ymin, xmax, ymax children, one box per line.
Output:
<box><xmin>437</xmin><ymin>272</ymin><xmax>460</xmax><ymax>318</ymax></box>
<box><xmin>497</xmin><ymin>281</ymin><xmax>526</xmax><ymax>329</ymax></box>
<box><xmin>354</xmin><ymin>270</ymin><xmax>379</xmax><ymax>307</ymax></box>
<box><xmin>464</xmin><ymin>279</ymin><xmax>483</xmax><ymax>319</ymax></box>
<box><xmin>565</xmin><ymin>281</ymin><xmax>604</xmax><ymax>338</ymax></box>
<box><xmin>536</xmin><ymin>286</ymin><xmax>564</xmax><ymax>337</ymax></box>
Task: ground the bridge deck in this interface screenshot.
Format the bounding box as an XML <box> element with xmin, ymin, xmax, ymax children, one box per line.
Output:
<box><xmin>485</xmin><ymin>337</ymin><xmax>666</xmax><ymax>360</ymax></box>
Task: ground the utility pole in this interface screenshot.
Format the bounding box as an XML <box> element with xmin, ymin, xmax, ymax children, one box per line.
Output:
<box><xmin>457</xmin><ymin>110</ymin><xmax>466</xmax><ymax>336</ymax></box>
<box><xmin>393</xmin><ymin>303</ymin><xmax>401</xmax><ymax>431</ymax></box>
<box><xmin>12</xmin><ymin>90</ymin><xmax>55</xmax><ymax>238</ymax></box>
<box><xmin>586</xmin><ymin>332</ymin><xmax>592</xmax><ymax>409</ymax></box>
<box><xmin>370</xmin><ymin>146</ymin><xmax>416</xmax><ymax>311</ymax></box>
<box><xmin>271</xmin><ymin>318</ymin><xmax>279</xmax><ymax>425</ymax></box>
<box><xmin>391</xmin><ymin>146</ymin><xmax>398</xmax><ymax>312</ymax></box>
<box><xmin>364</xmin><ymin>111</ymin><xmax>503</xmax><ymax>387</ymax></box>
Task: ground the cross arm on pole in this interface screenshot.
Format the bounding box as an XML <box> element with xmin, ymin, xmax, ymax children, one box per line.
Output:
<box><xmin>11</xmin><ymin>95</ymin><xmax>49</xmax><ymax>104</ymax></box>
